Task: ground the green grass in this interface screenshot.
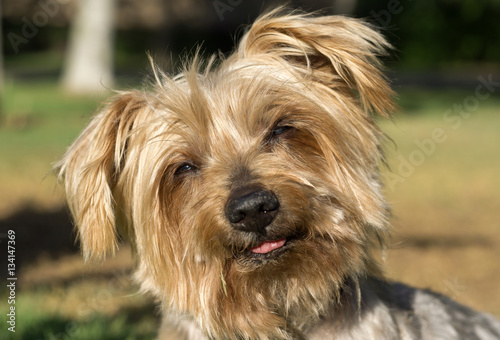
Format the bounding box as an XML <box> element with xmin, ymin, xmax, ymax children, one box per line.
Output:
<box><xmin>4</xmin><ymin>301</ymin><xmax>157</xmax><ymax>340</ymax></box>
<box><xmin>0</xmin><ymin>80</ymin><xmax>103</xmax><ymax>156</ymax></box>
<box><xmin>5</xmin><ymin>311</ymin><xmax>156</xmax><ymax>340</ymax></box>
<box><xmin>0</xmin><ymin>80</ymin><xmax>106</xmax><ymax>214</ymax></box>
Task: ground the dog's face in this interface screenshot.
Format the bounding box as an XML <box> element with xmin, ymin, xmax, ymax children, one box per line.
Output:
<box><xmin>59</xmin><ymin>10</ymin><xmax>395</xmax><ymax>339</ymax></box>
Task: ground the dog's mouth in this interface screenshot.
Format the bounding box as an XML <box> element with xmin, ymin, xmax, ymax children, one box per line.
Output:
<box><xmin>249</xmin><ymin>238</ymin><xmax>287</xmax><ymax>254</ymax></box>
<box><xmin>238</xmin><ymin>236</ymin><xmax>297</xmax><ymax>263</ymax></box>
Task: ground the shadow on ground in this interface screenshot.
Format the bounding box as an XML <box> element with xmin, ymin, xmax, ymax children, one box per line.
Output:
<box><xmin>396</xmin><ymin>234</ymin><xmax>494</xmax><ymax>250</ymax></box>
<box><xmin>0</xmin><ymin>206</ymin><xmax>78</xmax><ymax>272</ymax></box>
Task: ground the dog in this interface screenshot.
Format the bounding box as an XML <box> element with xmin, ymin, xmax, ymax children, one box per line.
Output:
<box><xmin>57</xmin><ymin>8</ymin><xmax>500</xmax><ymax>340</ymax></box>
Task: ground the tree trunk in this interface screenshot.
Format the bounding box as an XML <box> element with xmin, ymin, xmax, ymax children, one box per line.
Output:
<box><xmin>61</xmin><ymin>0</ymin><xmax>115</xmax><ymax>94</ymax></box>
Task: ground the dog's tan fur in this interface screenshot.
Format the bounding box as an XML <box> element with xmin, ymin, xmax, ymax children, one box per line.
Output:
<box><xmin>57</xmin><ymin>9</ymin><xmax>500</xmax><ymax>340</ymax></box>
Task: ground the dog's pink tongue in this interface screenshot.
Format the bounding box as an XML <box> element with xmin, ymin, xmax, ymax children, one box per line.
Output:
<box><xmin>250</xmin><ymin>238</ymin><xmax>286</xmax><ymax>254</ymax></box>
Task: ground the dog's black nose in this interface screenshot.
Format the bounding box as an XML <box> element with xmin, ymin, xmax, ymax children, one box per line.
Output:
<box><xmin>225</xmin><ymin>186</ymin><xmax>279</xmax><ymax>234</ymax></box>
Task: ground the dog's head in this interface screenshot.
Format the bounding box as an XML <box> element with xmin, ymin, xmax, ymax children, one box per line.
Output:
<box><xmin>58</xmin><ymin>9</ymin><xmax>395</xmax><ymax>339</ymax></box>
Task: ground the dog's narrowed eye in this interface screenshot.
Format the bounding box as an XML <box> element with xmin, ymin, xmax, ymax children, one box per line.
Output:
<box><xmin>271</xmin><ymin>125</ymin><xmax>295</xmax><ymax>139</ymax></box>
<box><xmin>174</xmin><ymin>163</ymin><xmax>197</xmax><ymax>176</ymax></box>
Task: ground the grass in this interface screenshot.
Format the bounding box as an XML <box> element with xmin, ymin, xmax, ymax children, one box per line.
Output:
<box><xmin>379</xmin><ymin>91</ymin><xmax>500</xmax><ymax>317</ymax></box>
<box><xmin>0</xmin><ymin>80</ymin><xmax>499</xmax><ymax>338</ymax></box>
<box><xmin>0</xmin><ymin>80</ymin><xmax>105</xmax><ymax>215</ymax></box>
<box><xmin>4</xmin><ymin>290</ymin><xmax>157</xmax><ymax>340</ymax></box>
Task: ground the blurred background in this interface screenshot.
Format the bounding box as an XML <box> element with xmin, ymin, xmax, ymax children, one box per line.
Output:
<box><xmin>0</xmin><ymin>0</ymin><xmax>499</xmax><ymax>338</ymax></box>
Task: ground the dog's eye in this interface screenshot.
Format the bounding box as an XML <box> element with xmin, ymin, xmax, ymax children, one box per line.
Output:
<box><xmin>270</xmin><ymin>125</ymin><xmax>295</xmax><ymax>140</ymax></box>
<box><xmin>174</xmin><ymin>163</ymin><xmax>197</xmax><ymax>176</ymax></box>
<box><xmin>273</xmin><ymin>126</ymin><xmax>291</xmax><ymax>135</ymax></box>
<box><xmin>269</xmin><ymin>125</ymin><xmax>295</xmax><ymax>141</ymax></box>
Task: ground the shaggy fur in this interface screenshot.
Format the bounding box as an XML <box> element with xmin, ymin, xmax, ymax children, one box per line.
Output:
<box><xmin>57</xmin><ymin>9</ymin><xmax>500</xmax><ymax>340</ymax></box>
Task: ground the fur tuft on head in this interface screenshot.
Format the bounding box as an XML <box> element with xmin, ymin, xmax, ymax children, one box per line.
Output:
<box><xmin>237</xmin><ymin>8</ymin><xmax>396</xmax><ymax>117</ymax></box>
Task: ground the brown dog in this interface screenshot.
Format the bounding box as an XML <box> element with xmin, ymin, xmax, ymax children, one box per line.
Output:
<box><xmin>58</xmin><ymin>9</ymin><xmax>500</xmax><ymax>340</ymax></box>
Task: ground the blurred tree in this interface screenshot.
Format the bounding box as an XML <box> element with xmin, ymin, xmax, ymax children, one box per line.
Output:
<box><xmin>356</xmin><ymin>0</ymin><xmax>500</xmax><ymax>69</ymax></box>
<box><xmin>61</xmin><ymin>0</ymin><xmax>115</xmax><ymax>94</ymax></box>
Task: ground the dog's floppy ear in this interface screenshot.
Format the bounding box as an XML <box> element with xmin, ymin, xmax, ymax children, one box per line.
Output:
<box><xmin>57</xmin><ymin>91</ymin><xmax>146</xmax><ymax>261</ymax></box>
<box><xmin>237</xmin><ymin>9</ymin><xmax>395</xmax><ymax>116</ymax></box>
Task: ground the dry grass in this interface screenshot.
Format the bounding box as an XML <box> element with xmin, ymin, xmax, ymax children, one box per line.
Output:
<box><xmin>380</xmin><ymin>104</ymin><xmax>500</xmax><ymax>317</ymax></box>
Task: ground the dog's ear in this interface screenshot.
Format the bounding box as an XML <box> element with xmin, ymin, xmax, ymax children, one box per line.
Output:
<box><xmin>237</xmin><ymin>9</ymin><xmax>395</xmax><ymax>116</ymax></box>
<box><xmin>57</xmin><ymin>91</ymin><xmax>146</xmax><ymax>261</ymax></box>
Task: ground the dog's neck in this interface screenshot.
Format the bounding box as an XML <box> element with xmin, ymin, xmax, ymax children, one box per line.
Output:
<box><xmin>158</xmin><ymin>276</ymin><xmax>400</xmax><ymax>340</ymax></box>
<box><xmin>304</xmin><ymin>276</ymin><xmax>402</xmax><ymax>340</ymax></box>
<box><xmin>155</xmin><ymin>276</ymin><xmax>421</xmax><ymax>340</ymax></box>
